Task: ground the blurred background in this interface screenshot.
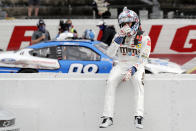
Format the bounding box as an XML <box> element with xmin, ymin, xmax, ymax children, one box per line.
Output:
<box><xmin>0</xmin><ymin>0</ymin><xmax>196</xmax><ymax>19</ymax></box>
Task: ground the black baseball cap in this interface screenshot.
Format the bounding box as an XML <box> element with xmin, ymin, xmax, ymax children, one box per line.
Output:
<box><xmin>37</xmin><ymin>19</ymin><xmax>45</xmax><ymax>26</ymax></box>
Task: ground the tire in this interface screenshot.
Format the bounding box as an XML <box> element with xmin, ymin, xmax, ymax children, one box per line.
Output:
<box><xmin>18</xmin><ymin>69</ymin><xmax>38</xmax><ymax>73</ymax></box>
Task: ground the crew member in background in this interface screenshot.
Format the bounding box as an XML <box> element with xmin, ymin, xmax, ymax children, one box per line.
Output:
<box><xmin>65</xmin><ymin>19</ymin><xmax>78</xmax><ymax>37</ymax></box>
<box><xmin>31</xmin><ymin>19</ymin><xmax>51</xmax><ymax>44</ymax></box>
<box><xmin>97</xmin><ymin>21</ymin><xmax>116</xmax><ymax>46</ymax></box>
<box><xmin>56</xmin><ymin>20</ymin><xmax>77</xmax><ymax>40</ymax></box>
<box><xmin>82</xmin><ymin>29</ymin><xmax>95</xmax><ymax>40</ymax></box>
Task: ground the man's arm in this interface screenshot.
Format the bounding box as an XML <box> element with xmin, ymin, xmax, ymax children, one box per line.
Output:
<box><xmin>134</xmin><ymin>35</ymin><xmax>151</xmax><ymax>70</ymax></box>
<box><xmin>106</xmin><ymin>24</ymin><xmax>131</xmax><ymax>58</ymax></box>
<box><xmin>47</xmin><ymin>31</ymin><xmax>51</xmax><ymax>40</ymax></box>
<box><xmin>31</xmin><ymin>32</ymin><xmax>45</xmax><ymax>45</ymax></box>
<box><xmin>106</xmin><ymin>34</ymin><xmax>121</xmax><ymax>58</ymax></box>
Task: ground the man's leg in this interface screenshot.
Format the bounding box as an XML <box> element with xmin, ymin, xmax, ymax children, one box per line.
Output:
<box><xmin>131</xmin><ymin>67</ymin><xmax>145</xmax><ymax>129</ymax></box>
<box><xmin>35</xmin><ymin>7</ymin><xmax>39</xmax><ymax>16</ymax></box>
<box><xmin>28</xmin><ymin>0</ymin><xmax>34</xmax><ymax>17</ymax></box>
<box><xmin>28</xmin><ymin>5</ymin><xmax>33</xmax><ymax>17</ymax></box>
<box><xmin>100</xmin><ymin>65</ymin><xmax>123</xmax><ymax>128</ymax></box>
<box><xmin>34</xmin><ymin>0</ymin><xmax>40</xmax><ymax>16</ymax></box>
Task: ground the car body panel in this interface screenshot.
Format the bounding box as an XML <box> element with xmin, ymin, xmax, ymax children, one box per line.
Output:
<box><xmin>145</xmin><ymin>58</ymin><xmax>185</xmax><ymax>74</ymax></box>
<box><xmin>0</xmin><ymin>48</ymin><xmax>60</xmax><ymax>70</ymax></box>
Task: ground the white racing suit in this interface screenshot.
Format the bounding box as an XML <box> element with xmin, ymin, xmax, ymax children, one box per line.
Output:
<box><xmin>102</xmin><ymin>33</ymin><xmax>151</xmax><ymax>118</ymax></box>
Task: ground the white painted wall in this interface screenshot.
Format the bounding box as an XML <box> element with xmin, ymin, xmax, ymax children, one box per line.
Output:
<box><xmin>0</xmin><ymin>74</ymin><xmax>196</xmax><ymax>131</ymax></box>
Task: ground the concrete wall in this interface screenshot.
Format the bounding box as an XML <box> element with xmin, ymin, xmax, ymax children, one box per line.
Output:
<box><xmin>0</xmin><ymin>74</ymin><xmax>196</xmax><ymax>131</ymax></box>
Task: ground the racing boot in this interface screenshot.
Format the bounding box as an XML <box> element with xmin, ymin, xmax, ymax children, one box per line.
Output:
<box><xmin>134</xmin><ymin>116</ymin><xmax>143</xmax><ymax>129</ymax></box>
<box><xmin>99</xmin><ymin>117</ymin><xmax>113</xmax><ymax>128</ymax></box>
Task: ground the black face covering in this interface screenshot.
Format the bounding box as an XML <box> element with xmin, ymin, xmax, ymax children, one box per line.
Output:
<box><xmin>38</xmin><ymin>24</ymin><xmax>46</xmax><ymax>33</ymax></box>
<box><xmin>131</xmin><ymin>22</ymin><xmax>136</xmax><ymax>28</ymax></box>
<box><xmin>60</xmin><ymin>23</ymin><xmax>70</xmax><ymax>32</ymax></box>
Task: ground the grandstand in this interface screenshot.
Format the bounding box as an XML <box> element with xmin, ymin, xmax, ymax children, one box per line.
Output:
<box><xmin>0</xmin><ymin>0</ymin><xmax>196</xmax><ymax>18</ymax></box>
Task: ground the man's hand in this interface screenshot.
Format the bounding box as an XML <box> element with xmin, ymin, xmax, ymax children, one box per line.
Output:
<box><xmin>31</xmin><ymin>34</ymin><xmax>46</xmax><ymax>45</ymax></box>
<box><xmin>113</xmin><ymin>24</ymin><xmax>133</xmax><ymax>45</ymax></box>
<box><xmin>122</xmin><ymin>66</ymin><xmax>137</xmax><ymax>81</ymax></box>
<box><xmin>41</xmin><ymin>34</ymin><xmax>46</xmax><ymax>40</ymax></box>
<box><xmin>118</xmin><ymin>24</ymin><xmax>133</xmax><ymax>37</ymax></box>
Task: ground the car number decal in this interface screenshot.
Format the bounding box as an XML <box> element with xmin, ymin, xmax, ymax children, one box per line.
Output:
<box><xmin>68</xmin><ymin>64</ymin><xmax>98</xmax><ymax>73</ymax></box>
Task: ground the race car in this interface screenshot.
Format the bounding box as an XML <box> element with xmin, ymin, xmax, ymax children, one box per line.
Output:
<box><xmin>145</xmin><ymin>58</ymin><xmax>185</xmax><ymax>74</ymax></box>
<box><xmin>0</xmin><ymin>40</ymin><xmax>113</xmax><ymax>73</ymax></box>
<box><xmin>0</xmin><ymin>40</ymin><xmax>184</xmax><ymax>74</ymax></box>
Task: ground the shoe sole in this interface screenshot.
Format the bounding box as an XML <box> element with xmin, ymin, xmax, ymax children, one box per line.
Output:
<box><xmin>99</xmin><ymin>123</ymin><xmax>113</xmax><ymax>128</ymax></box>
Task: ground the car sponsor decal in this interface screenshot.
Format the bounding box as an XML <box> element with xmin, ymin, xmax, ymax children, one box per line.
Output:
<box><xmin>1</xmin><ymin>58</ymin><xmax>16</xmax><ymax>64</ymax></box>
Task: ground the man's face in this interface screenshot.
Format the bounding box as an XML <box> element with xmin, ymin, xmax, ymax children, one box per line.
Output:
<box><xmin>40</xmin><ymin>24</ymin><xmax>45</xmax><ymax>27</ymax></box>
<box><xmin>67</xmin><ymin>22</ymin><xmax>72</xmax><ymax>25</ymax></box>
<box><xmin>127</xmin><ymin>22</ymin><xmax>132</xmax><ymax>28</ymax></box>
<box><xmin>39</xmin><ymin>24</ymin><xmax>46</xmax><ymax>32</ymax></box>
<box><xmin>66</xmin><ymin>21</ymin><xmax>72</xmax><ymax>30</ymax></box>
<box><xmin>67</xmin><ymin>20</ymin><xmax>72</xmax><ymax>27</ymax></box>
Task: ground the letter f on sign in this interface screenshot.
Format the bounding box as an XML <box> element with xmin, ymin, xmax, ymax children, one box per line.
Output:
<box><xmin>7</xmin><ymin>26</ymin><xmax>37</xmax><ymax>51</ymax></box>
